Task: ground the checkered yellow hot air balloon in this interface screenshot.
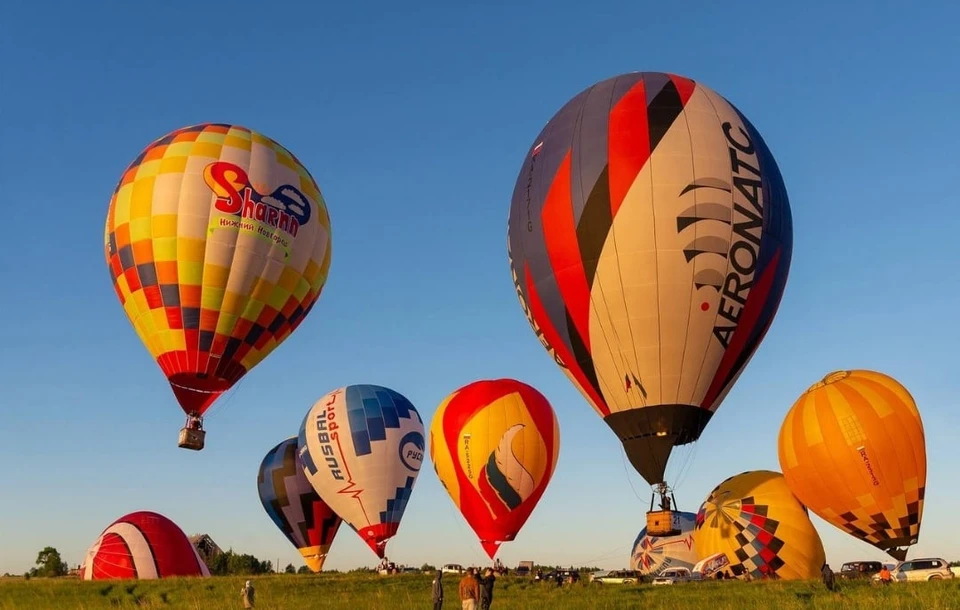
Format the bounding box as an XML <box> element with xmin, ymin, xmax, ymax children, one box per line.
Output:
<box><xmin>778</xmin><ymin>370</ymin><xmax>926</xmax><ymax>561</ymax></box>
<box><xmin>104</xmin><ymin>124</ymin><xmax>332</xmax><ymax>449</ymax></box>
<box><xmin>693</xmin><ymin>470</ymin><xmax>825</xmax><ymax>580</ymax></box>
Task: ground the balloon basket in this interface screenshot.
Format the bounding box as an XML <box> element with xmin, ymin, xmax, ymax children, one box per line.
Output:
<box><xmin>646</xmin><ymin>510</ymin><xmax>681</xmax><ymax>537</ymax></box>
<box><xmin>178</xmin><ymin>427</ymin><xmax>205</xmax><ymax>451</ymax></box>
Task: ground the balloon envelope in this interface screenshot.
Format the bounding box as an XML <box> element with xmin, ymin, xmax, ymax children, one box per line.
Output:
<box><xmin>80</xmin><ymin>511</ymin><xmax>209</xmax><ymax>580</ymax></box>
<box><xmin>104</xmin><ymin>123</ymin><xmax>332</xmax><ymax>418</ymax></box>
<box><xmin>630</xmin><ymin>511</ymin><xmax>698</xmax><ymax>575</ymax></box>
<box><xmin>298</xmin><ymin>384</ymin><xmax>424</xmax><ymax>558</ymax></box>
<box><xmin>778</xmin><ymin>370</ymin><xmax>926</xmax><ymax>561</ymax></box>
<box><xmin>430</xmin><ymin>378</ymin><xmax>560</xmax><ymax>558</ymax></box>
<box><xmin>258</xmin><ymin>437</ymin><xmax>343</xmax><ymax>571</ymax></box>
<box><xmin>506</xmin><ymin>72</ymin><xmax>793</xmax><ymax>486</ymax></box>
<box><xmin>693</xmin><ymin>471</ymin><xmax>825</xmax><ymax>580</ymax></box>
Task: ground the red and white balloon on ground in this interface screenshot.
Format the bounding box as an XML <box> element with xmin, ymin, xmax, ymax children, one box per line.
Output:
<box><xmin>80</xmin><ymin>511</ymin><xmax>209</xmax><ymax>580</ymax></box>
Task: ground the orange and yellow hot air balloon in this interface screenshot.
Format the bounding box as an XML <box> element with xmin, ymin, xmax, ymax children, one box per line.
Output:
<box><xmin>429</xmin><ymin>379</ymin><xmax>560</xmax><ymax>559</ymax></box>
<box><xmin>104</xmin><ymin>123</ymin><xmax>332</xmax><ymax>449</ymax></box>
<box><xmin>693</xmin><ymin>470</ymin><xmax>825</xmax><ymax>580</ymax></box>
<box><xmin>778</xmin><ymin>370</ymin><xmax>926</xmax><ymax>561</ymax></box>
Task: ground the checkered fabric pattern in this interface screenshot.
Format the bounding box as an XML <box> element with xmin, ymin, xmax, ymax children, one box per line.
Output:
<box><xmin>104</xmin><ymin>123</ymin><xmax>332</xmax><ymax>414</ymax></box>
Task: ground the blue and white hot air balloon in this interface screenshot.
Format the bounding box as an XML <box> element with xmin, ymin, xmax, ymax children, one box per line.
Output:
<box><xmin>298</xmin><ymin>384</ymin><xmax>425</xmax><ymax>558</ymax></box>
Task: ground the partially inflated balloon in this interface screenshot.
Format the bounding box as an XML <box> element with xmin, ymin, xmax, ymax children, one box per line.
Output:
<box><xmin>258</xmin><ymin>437</ymin><xmax>342</xmax><ymax>572</ymax></box>
<box><xmin>778</xmin><ymin>370</ymin><xmax>926</xmax><ymax>561</ymax></box>
<box><xmin>80</xmin><ymin>511</ymin><xmax>209</xmax><ymax>580</ymax></box>
<box><xmin>693</xmin><ymin>471</ymin><xmax>825</xmax><ymax>580</ymax></box>
<box><xmin>507</xmin><ymin>73</ymin><xmax>792</xmax><ymax>486</ymax></box>
<box><xmin>630</xmin><ymin>511</ymin><xmax>698</xmax><ymax>575</ymax></box>
<box><xmin>104</xmin><ymin>123</ymin><xmax>332</xmax><ymax>427</ymax></box>
<box><xmin>298</xmin><ymin>385</ymin><xmax>424</xmax><ymax>558</ymax></box>
<box><xmin>430</xmin><ymin>379</ymin><xmax>560</xmax><ymax>559</ymax></box>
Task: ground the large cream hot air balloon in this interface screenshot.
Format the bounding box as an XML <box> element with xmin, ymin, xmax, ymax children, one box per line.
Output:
<box><xmin>104</xmin><ymin>123</ymin><xmax>332</xmax><ymax>450</ymax></box>
<box><xmin>505</xmin><ymin>72</ymin><xmax>793</xmax><ymax>530</ymax></box>
<box><xmin>778</xmin><ymin>370</ymin><xmax>926</xmax><ymax>561</ymax></box>
<box><xmin>693</xmin><ymin>470</ymin><xmax>825</xmax><ymax>580</ymax></box>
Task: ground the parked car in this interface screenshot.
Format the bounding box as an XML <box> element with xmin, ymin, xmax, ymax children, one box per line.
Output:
<box><xmin>872</xmin><ymin>558</ymin><xmax>955</xmax><ymax>582</ymax></box>
<box><xmin>544</xmin><ymin>569</ymin><xmax>580</xmax><ymax>584</ymax></box>
<box><xmin>839</xmin><ymin>561</ymin><xmax>883</xmax><ymax>580</ymax></box>
<box><xmin>652</xmin><ymin>567</ymin><xmax>692</xmax><ymax>586</ymax></box>
<box><xmin>593</xmin><ymin>569</ymin><xmax>637</xmax><ymax>584</ymax></box>
<box><xmin>441</xmin><ymin>564</ymin><xmax>464</xmax><ymax>575</ymax></box>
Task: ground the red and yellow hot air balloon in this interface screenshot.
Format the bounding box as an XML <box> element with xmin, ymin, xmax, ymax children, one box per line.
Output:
<box><xmin>429</xmin><ymin>378</ymin><xmax>560</xmax><ymax>559</ymax></box>
<box><xmin>104</xmin><ymin>123</ymin><xmax>332</xmax><ymax>450</ymax></box>
<box><xmin>778</xmin><ymin>370</ymin><xmax>927</xmax><ymax>561</ymax></box>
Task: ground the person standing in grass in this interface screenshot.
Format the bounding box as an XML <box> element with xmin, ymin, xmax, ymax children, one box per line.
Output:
<box><xmin>878</xmin><ymin>565</ymin><xmax>892</xmax><ymax>585</ymax></box>
<box><xmin>478</xmin><ymin>567</ymin><xmax>496</xmax><ymax>610</ymax></box>
<box><xmin>241</xmin><ymin>580</ymin><xmax>255</xmax><ymax>608</ymax></box>
<box><xmin>821</xmin><ymin>564</ymin><xmax>836</xmax><ymax>591</ymax></box>
<box><xmin>459</xmin><ymin>567</ymin><xmax>480</xmax><ymax>610</ymax></box>
<box><xmin>432</xmin><ymin>569</ymin><xmax>444</xmax><ymax>609</ymax></box>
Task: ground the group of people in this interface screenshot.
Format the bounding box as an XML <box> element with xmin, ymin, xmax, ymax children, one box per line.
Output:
<box><xmin>821</xmin><ymin>563</ymin><xmax>893</xmax><ymax>591</ymax></box>
<box><xmin>432</xmin><ymin>567</ymin><xmax>496</xmax><ymax>610</ymax></box>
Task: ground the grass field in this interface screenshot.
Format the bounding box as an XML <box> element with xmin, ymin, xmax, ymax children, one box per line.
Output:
<box><xmin>1</xmin><ymin>573</ymin><xmax>957</xmax><ymax>610</ymax></box>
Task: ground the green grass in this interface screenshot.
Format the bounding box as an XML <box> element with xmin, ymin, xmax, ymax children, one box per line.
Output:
<box><xmin>1</xmin><ymin>573</ymin><xmax>957</xmax><ymax>610</ymax></box>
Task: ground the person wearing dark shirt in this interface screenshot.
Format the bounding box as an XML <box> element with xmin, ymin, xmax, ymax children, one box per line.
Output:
<box><xmin>477</xmin><ymin>568</ymin><xmax>495</xmax><ymax>609</ymax></box>
<box><xmin>432</xmin><ymin>570</ymin><xmax>444</xmax><ymax>609</ymax></box>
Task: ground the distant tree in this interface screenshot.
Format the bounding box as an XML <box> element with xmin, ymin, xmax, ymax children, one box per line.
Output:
<box><xmin>421</xmin><ymin>563</ymin><xmax>436</xmax><ymax>572</ymax></box>
<box><xmin>950</xmin><ymin>561</ymin><xmax>959</xmax><ymax>567</ymax></box>
<box><xmin>285</xmin><ymin>563</ymin><xmax>296</xmax><ymax>574</ymax></box>
<box><xmin>34</xmin><ymin>547</ymin><xmax>68</xmax><ymax>577</ymax></box>
<box><xmin>297</xmin><ymin>565</ymin><xmax>312</xmax><ymax>574</ymax></box>
<box><xmin>204</xmin><ymin>549</ymin><xmax>275</xmax><ymax>576</ymax></box>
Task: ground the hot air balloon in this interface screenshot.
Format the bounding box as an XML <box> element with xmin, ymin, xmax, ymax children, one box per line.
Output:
<box><xmin>104</xmin><ymin>123</ymin><xmax>332</xmax><ymax>450</ymax></box>
<box><xmin>258</xmin><ymin>437</ymin><xmax>343</xmax><ymax>572</ymax></box>
<box><xmin>778</xmin><ymin>370</ymin><xmax>926</xmax><ymax>561</ymax></box>
<box><xmin>79</xmin><ymin>511</ymin><xmax>210</xmax><ymax>580</ymax></box>
<box><xmin>630</xmin><ymin>511</ymin><xmax>698</xmax><ymax>575</ymax></box>
<box><xmin>693</xmin><ymin>471</ymin><xmax>825</xmax><ymax>580</ymax></box>
<box><xmin>298</xmin><ymin>384</ymin><xmax>424</xmax><ymax>559</ymax></box>
<box><xmin>430</xmin><ymin>378</ymin><xmax>560</xmax><ymax>559</ymax></box>
<box><xmin>506</xmin><ymin>72</ymin><xmax>792</xmax><ymax>529</ymax></box>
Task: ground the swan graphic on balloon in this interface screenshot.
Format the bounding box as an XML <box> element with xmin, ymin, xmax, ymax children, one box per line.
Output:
<box><xmin>430</xmin><ymin>378</ymin><xmax>560</xmax><ymax>558</ymax></box>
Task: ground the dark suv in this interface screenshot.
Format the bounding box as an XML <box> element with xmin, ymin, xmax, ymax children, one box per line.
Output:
<box><xmin>839</xmin><ymin>561</ymin><xmax>883</xmax><ymax>580</ymax></box>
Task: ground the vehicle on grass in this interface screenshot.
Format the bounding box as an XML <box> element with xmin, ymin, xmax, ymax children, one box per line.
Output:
<box><xmin>543</xmin><ymin>569</ymin><xmax>580</xmax><ymax>584</ymax></box>
<box><xmin>441</xmin><ymin>564</ymin><xmax>464</xmax><ymax>575</ymax></box>
<box><xmin>651</xmin><ymin>567</ymin><xmax>692</xmax><ymax>586</ymax></box>
<box><xmin>839</xmin><ymin>561</ymin><xmax>883</xmax><ymax>580</ymax></box>
<box><xmin>872</xmin><ymin>558</ymin><xmax>954</xmax><ymax>582</ymax></box>
<box><xmin>515</xmin><ymin>561</ymin><xmax>534</xmax><ymax>577</ymax></box>
<box><xmin>593</xmin><ymin>569</ymin><xmax>637</xmax><ymax>584</ymax></box>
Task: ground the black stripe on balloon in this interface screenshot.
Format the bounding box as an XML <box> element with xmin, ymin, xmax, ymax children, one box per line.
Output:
<box><xmin>270</xmin><ymin>444</ymin><xmax>297</xmax><ymax>540</ymax></box>
<box><xmin>484</xmin><ymin>452</ymin><xmax>522</xmax><ymax>510</ymax></box>
<box><xmin>320</xmin><ymin>514</ymin><xmax>341</xmax><ymax>546</ymax></box>
<box><xmin>298</xmin><ymin>485</ymin><xmax>316</xmax><ymax>545</ymax></box>
<box><xmin>647</xmin><ymin>78</ymin><xmax>684</xmax><ymax>154</ymax></box>
<box><xmin>576</xmin><ymin>165</ymin><xmax>612</xmax><ymax>286</ymax></box>
<box><xmin>565</xmin><ymin>309</ymin><xmax>605</xmax><ymax>406</ymax></box>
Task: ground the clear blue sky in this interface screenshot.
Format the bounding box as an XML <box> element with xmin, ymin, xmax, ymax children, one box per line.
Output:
<box><xmin>1</xmin><ymin>0</ymin><xmax>958</xmax><ymax>575</ymax></box>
